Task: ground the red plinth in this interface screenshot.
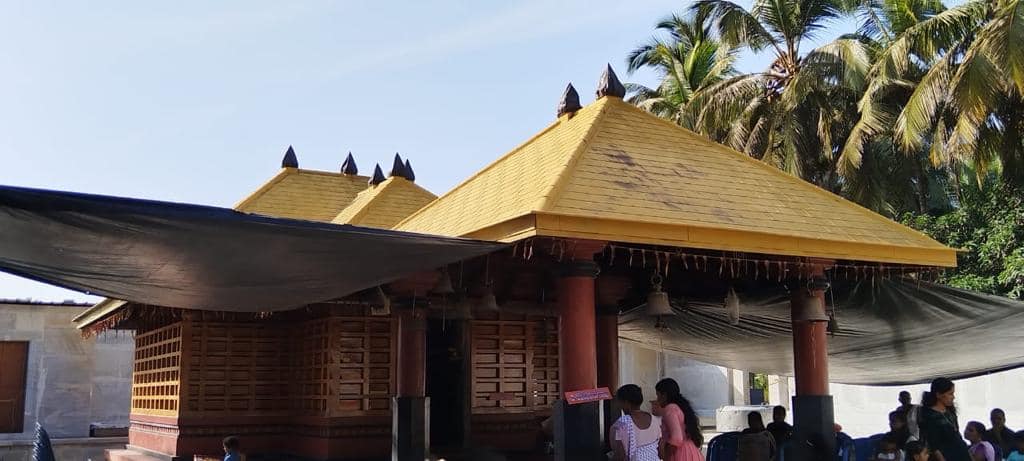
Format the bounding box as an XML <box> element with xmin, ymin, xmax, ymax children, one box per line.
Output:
<box><xmin>397</xmin><ymin>310</ymin><xmax>426</xmax><ymax>397</ymax></box>
<box><xmin>558</xmin><ymin>261</ymin><xmax>599</xmax><ymax>393</ymax></box>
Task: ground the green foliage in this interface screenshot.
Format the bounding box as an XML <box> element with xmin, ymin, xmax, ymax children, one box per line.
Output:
<box><xmin>901</xmin><ymin>181</ymin><xmax>1024</xmax><ymax>299</ymax></box>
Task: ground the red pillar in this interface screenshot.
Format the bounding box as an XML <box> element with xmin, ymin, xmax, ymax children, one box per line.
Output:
<box><xmin>554</xmin><ymin>257</ymin><xmax>604</xmax><ymax>459</ymax></box>
<box><xmin>790</xmin><ymin>264</ymin><xmax>829</xmax><ymax>396</ymax></box>
<box><xmin>397</xmin><ymin>310</ymin><xmax>426</xmax><ymax>397</ymax></box>
<box><xmin>558</xmin><ymin>261</ymin><xmax>599</xmax><ymax>393</ymax></box>
<box><xmin>789</xmin><ymin>262</ymin><xmax>835</xmax><ymax>461</ymax></box>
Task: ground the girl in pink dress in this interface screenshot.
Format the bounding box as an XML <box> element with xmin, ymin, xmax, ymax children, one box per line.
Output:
<box><xmin>655</xmin><ymin>378</ymin><xmax>705</xmax><ymax>461</ymax></box>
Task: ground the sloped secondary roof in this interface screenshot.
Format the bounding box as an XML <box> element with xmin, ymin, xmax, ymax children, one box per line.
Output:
<box><xmin>332</xmin><ymin>177</ymin><xmax>437</xmax><ymax>229</ymax></box>
<box><xmin>397</xmin><ymin>96</ymin><xmax>956</xmax><ymax>266</ymax></box>
<box><xmin>235</xmin><ymin>168</ymin><xmax>368</xmax><ymax>221</ymax></box>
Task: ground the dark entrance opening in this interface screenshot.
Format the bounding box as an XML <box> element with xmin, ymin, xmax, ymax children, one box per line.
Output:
<box><xmin>427</xmin><ymin>319</ymin><xmax>467</xmax><ymax>452</ymax></box>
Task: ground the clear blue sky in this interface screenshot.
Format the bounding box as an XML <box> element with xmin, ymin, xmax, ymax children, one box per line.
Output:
<box><xmin>0</xmin><ymin>0</ymin><xmax>955</xmax><ymax>302</ymax></box>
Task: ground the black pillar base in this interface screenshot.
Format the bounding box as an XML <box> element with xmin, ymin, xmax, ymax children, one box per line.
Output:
<box><xmin>392</xmin><ymin>396</ymin><xmax>430</xmax><ymax>461</ymax></box>
<box><xmin>553</xmin><ymin>399</ymin><xmax>603</xmax><ymax>461</ymax></box>
<box><xmin>790</xmin><ymin>395</ymin><xmax>835</xmax><ymax>461</ymax></box>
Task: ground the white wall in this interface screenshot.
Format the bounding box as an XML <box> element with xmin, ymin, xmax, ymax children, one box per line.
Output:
<box><xmin>0</xmin><ymin>303</ymin><xmax>133</xmax><ymax>440</ymax></box>
<box><xmin>620</xmin><ymin>343</ymin><xmax>1024</xmax><ymax>438</ymax></box>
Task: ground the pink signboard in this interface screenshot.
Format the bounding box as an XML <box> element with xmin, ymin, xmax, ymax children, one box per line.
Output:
<box><xmin>564</xmin><ymin>387</ymin><xmax>612</xmax><ymax>405</ymax></box>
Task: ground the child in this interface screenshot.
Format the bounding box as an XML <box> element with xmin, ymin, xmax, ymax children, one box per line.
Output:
<box><xmin>904</xmin><ymin>441</ymin><xmax>929</xmax><ymax>461</ymax></box>
<box><xmin>1007</xmin><ymin>431</ymin><xmax>1024</xmax><ymax>461</ymax></box>
<box><xmin>223</xmin><ymin>436</ymin><xmax>242</xmax><ymax>461</ymax></box>
<box><xmin>874</xmin><ymin>433</ymin><xmax>905</xmax><ymax>461</ymax></box>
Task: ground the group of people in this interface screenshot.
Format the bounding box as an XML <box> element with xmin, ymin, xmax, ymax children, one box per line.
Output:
<box><xmin>609</xmin><ymin>376</ymin><xmax>1023</xmax><ymax>461</ymax></box>
<box><xmin>609</xmin><ymin>378</ymin><xmax>705</xmax><ymax>461</ymax></box>
<box><xmin>871</xmin><ymin>378</ymin><xmax>1022</xmax><ymax>461</ymax></box>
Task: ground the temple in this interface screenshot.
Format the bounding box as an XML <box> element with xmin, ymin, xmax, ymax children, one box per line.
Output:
<box><xmin>69</xmin><ymin>66</ymin><xmax>956</xmax><ymax>461</ymax></box>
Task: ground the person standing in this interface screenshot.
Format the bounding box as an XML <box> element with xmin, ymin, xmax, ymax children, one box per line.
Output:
<box><xmin>986</xmin><ymin>409</ymin><xmax>1016</xmax><ymax>459</ymax></box>
<box><xmin>918</xmin><ymin>378</ymin><xmax>970</xmax><ymax>461</ymax></box>
<box><xmin>766</xmin><ymin>406</ymin><xmax>793</xmax><ymax>451</ymax></box>
<box><xmin>965</xmin><ymin>421</ymin><xmax>997</xmax><ymax>461</ymax></box>
<box><xmin>655</xmin><ymin>378</ymin><xmax>705</xmax><ymax>461</ymax></box>
<box><xmin>898</xmin><ymin>390</ymin><xmax>922</xmax><ymax>441</ymax></box>
<box><xmin>610</xmin><ymin>384</ymin><xmax>661</xmax><ymax>461</ymax></box>
<box><xmin>891</xmin><ymin>411</ymin><xmax>918</xmax><ymax>446</ymax></box>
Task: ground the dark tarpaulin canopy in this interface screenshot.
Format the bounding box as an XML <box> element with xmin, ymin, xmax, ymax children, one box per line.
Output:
<box><xmin>619</xmin><ymin>278</ymin><xmax>1024</xmax><ymax>385</ymax></box>
<box><xmin>0</xmin><ymin>185</ymin><xmax>504</xmax><ymax>311</ymax></box>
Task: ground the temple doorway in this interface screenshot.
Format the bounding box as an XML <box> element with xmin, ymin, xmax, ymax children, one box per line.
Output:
<box><xmin>427</xmin><ymin>319</ymin><xmax>468</xmax><ymax>452</ymax></box>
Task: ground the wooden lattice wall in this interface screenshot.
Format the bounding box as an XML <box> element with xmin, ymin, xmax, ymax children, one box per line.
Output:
<box><xmin>131</xmin><ymin>308</ymin><xmax>397</xmax><ymax>420</ymax></box>
<box><xmin>184</xmin><ymin>321</ymin><xmax>291</xmax><ymax>415</ymax></box>
<box><xmin>132</xmin><ymin>323</ymin><xmax>183</xmax><ymax>417</ymax></box>
<box><xmin>326</xmin><ymin>315</ymin><xmax>395</xmax><ymax>415</ymax></box>
<box><xmin>470</xmin><ymin>313</ymin><xmax>559</xmax><ymax>413</ymax></box>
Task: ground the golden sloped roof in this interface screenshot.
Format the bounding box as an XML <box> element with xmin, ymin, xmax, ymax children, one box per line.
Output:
<box><xmin>396</xmin><ymin>96</ymin><xmax>956</xmax><ymax>266</ymax></box>
<box><xmin>332</xmin><ymin>176</ymin><xmax>437</xmax><ymax>229</ymax></box>
<box><xmin>234</xmin><ymin>168</ymin><xmax>368</xmax><ymax>221</ymax></box>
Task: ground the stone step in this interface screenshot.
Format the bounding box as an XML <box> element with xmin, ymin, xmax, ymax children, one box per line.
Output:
<box><xmin>106</xmin><ymin>449</ymin><xmax>164</xmax><ymax>461</ymax></box>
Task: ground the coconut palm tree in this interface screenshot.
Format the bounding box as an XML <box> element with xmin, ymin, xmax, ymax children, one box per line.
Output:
<box><xmin>625</xmin><ymin>10</ymin><xmax>736</xmax><ymax>129</ymax></box>
<box><xmin>842</xmin><ymin>0</ymin><xmax>1024</xmax><ymax>185</ymax></box>
<box><xmin>835</xmin><ymin>0</ymin><xmax>955</xmax><ymax>213</ymax></box>
<box><xmin>687</xmin><ymin>0</ymin><xmax>872</xmax><ymax>184</ymax></box>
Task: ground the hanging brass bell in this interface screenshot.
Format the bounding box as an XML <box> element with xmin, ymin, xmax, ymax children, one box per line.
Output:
<box><xmin>432</xmin><ymin>269</ymin><xmax>455</xmax><ymax>295</ymax></box>
<box><xmin>645</xmin><ymin>275</ymin><xmax>674</xmax><ymax>317</ymax></box>
<box><xmin>370</xmin><ymin>286</ymin><xmax>391</xmax><ymax>316</ymax></box>
<box><xmin>478</xmin><ymin>286</ymin><xmax>500</xmax><ymax>312</ymax></box>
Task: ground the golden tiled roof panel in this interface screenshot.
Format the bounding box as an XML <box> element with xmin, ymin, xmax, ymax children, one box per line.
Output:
<box><xmin>393</xmin><ymin>95</ymin><xmax>954</xmax><ymax>266</ymax></box>
<box><xmin>394</xmin><ymin>99</ymin><xmax>608</xmax><ymax>237</ymax></box>
<box><xmin>332</xmin><ymin>177</ymin><xmax>437</xmax><ymax>229</ymax></box>
<box><xmin>234</xmin><ymin>169</ymin><xmax>368</xmax><ymax>222</ymax></box>
<box><xmin>548</xmin><ymin>99</ymin><xmax>949</xmax><ymax>250</ymax></box>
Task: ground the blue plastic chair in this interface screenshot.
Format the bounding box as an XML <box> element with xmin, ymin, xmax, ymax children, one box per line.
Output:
<box><xmin>836</xmin><ymin>432</ymin><xmax>857</xmax><ymax>461</ymax></box>
<box><xmin>852</xmin><ymin>434</ymin><xmax>886</xmax><ymax>461</ymax></box>
<box><xmin>707</xmin><ymin>431</ymin><xmax>741</xmax><ymax>461</ymax></box>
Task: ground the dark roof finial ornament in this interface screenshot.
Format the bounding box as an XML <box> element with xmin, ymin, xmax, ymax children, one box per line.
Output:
<box><xmin>404</xmin><ymin>159</ymin><xmax>416</xmax><ymax>182</ymax></box>
<box><xmin>389</xmin><ymin>153</ymin><xmax>407</xmax><ymax>178</ymax></box>
<box><xmin>369</xmin><ymin>164</ymin><xmax>386</xmax><ymax>186</ymax></box>
<box><xmin>341</xmin><ymin>152</ymin><xmax>358</xmax><ymax>175</ymax></box>
<box><xmin>557</xmin><ymin>83</ymin><xmax>582</xmax><ymax>117</ymax></box>
<box><xmin>281</xmin><ymin>146</ymin><xmax>299</xmax><ymax>168</ymax></box>
<box><xmin>596</xmin><ymin>64</ymin><xmax>626</xmax><ymax>99</ymax></box>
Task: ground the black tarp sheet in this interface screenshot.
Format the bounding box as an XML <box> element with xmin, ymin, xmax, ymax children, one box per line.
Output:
<box><xmin>619</xmin><ymin>278</ymin><xmax>1024</xmax><ymax>385</ymax></box>
<box><xmin>0</xmin><ymin>185</ymin><xmax>504</xmax><ymax>311</ymax></box>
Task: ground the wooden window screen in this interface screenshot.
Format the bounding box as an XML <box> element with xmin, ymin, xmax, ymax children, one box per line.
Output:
<box><xmin>292</xmin><ymin>318</ymin><xmax>331</xmax><ymax>415</ymax></box>
<box><xmin>186</xmin><ymin>322</ymin><xmax>290</xmax><ymax>415</ymax></box>
<box><xmin>470</xmin><ymin>314</ymin><xmax>559</xmax><ymax>413</ymax></box>
<box><xmin>132</xmin><ymin>323</ymin><xmax>182</xmax><ymax>416</ymax></box>
<box><xmin>327</xmin><ymin>315</ymin><xmax>395</xmax><ymax>416</ymax></box>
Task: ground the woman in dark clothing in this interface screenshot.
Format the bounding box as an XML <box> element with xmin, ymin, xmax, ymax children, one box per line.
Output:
<box><xmin>918</xmin><ymin>378</ymin><xmax>970</xmax><ymax>461</ymax></box>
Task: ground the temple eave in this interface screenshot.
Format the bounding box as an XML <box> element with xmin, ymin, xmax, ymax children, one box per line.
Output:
<box><xmin>454</xmin><ymin>212</ymin><xmax>956</xmax><ymax>267</ymax></box>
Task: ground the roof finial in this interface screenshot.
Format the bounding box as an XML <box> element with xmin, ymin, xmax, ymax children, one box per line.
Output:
<box><xmin>369</xmin><ymin>164</ymin><xmax>386</xmax><ymax>186</ymax></box>
<box><xmin>557</xmin><ymin>83</ymin><xmax>582</xmax><ymax>117</ymax></box>
<box><xmin>341</xmin><ymin>152</ymin><xmax>358</xmax><ymax>175</ymax></box>
<box><xmin>404</xmin><ymin>159</ymin><xmax>416</xmax><ymax>182</ymax></box>
<box><xmin>389</xmin><ymin>153</ymin><xmax>407</xmax><ymax>178</ymax></box>
<box><xmin>281</xmin><ymin>146</ymin><xmax>298</xmax><ymax>168</ymax></box>
<box><xmin>596</xmin><ymin>64</ymin><xmax>626</xmax><ymax>98</ymax></box>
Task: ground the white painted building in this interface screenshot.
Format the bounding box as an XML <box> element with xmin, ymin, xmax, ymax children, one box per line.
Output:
<box><xmin>0</xmin><ymin>300</ymin><xmax>134</xmax><ymax>461</ymax></box>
